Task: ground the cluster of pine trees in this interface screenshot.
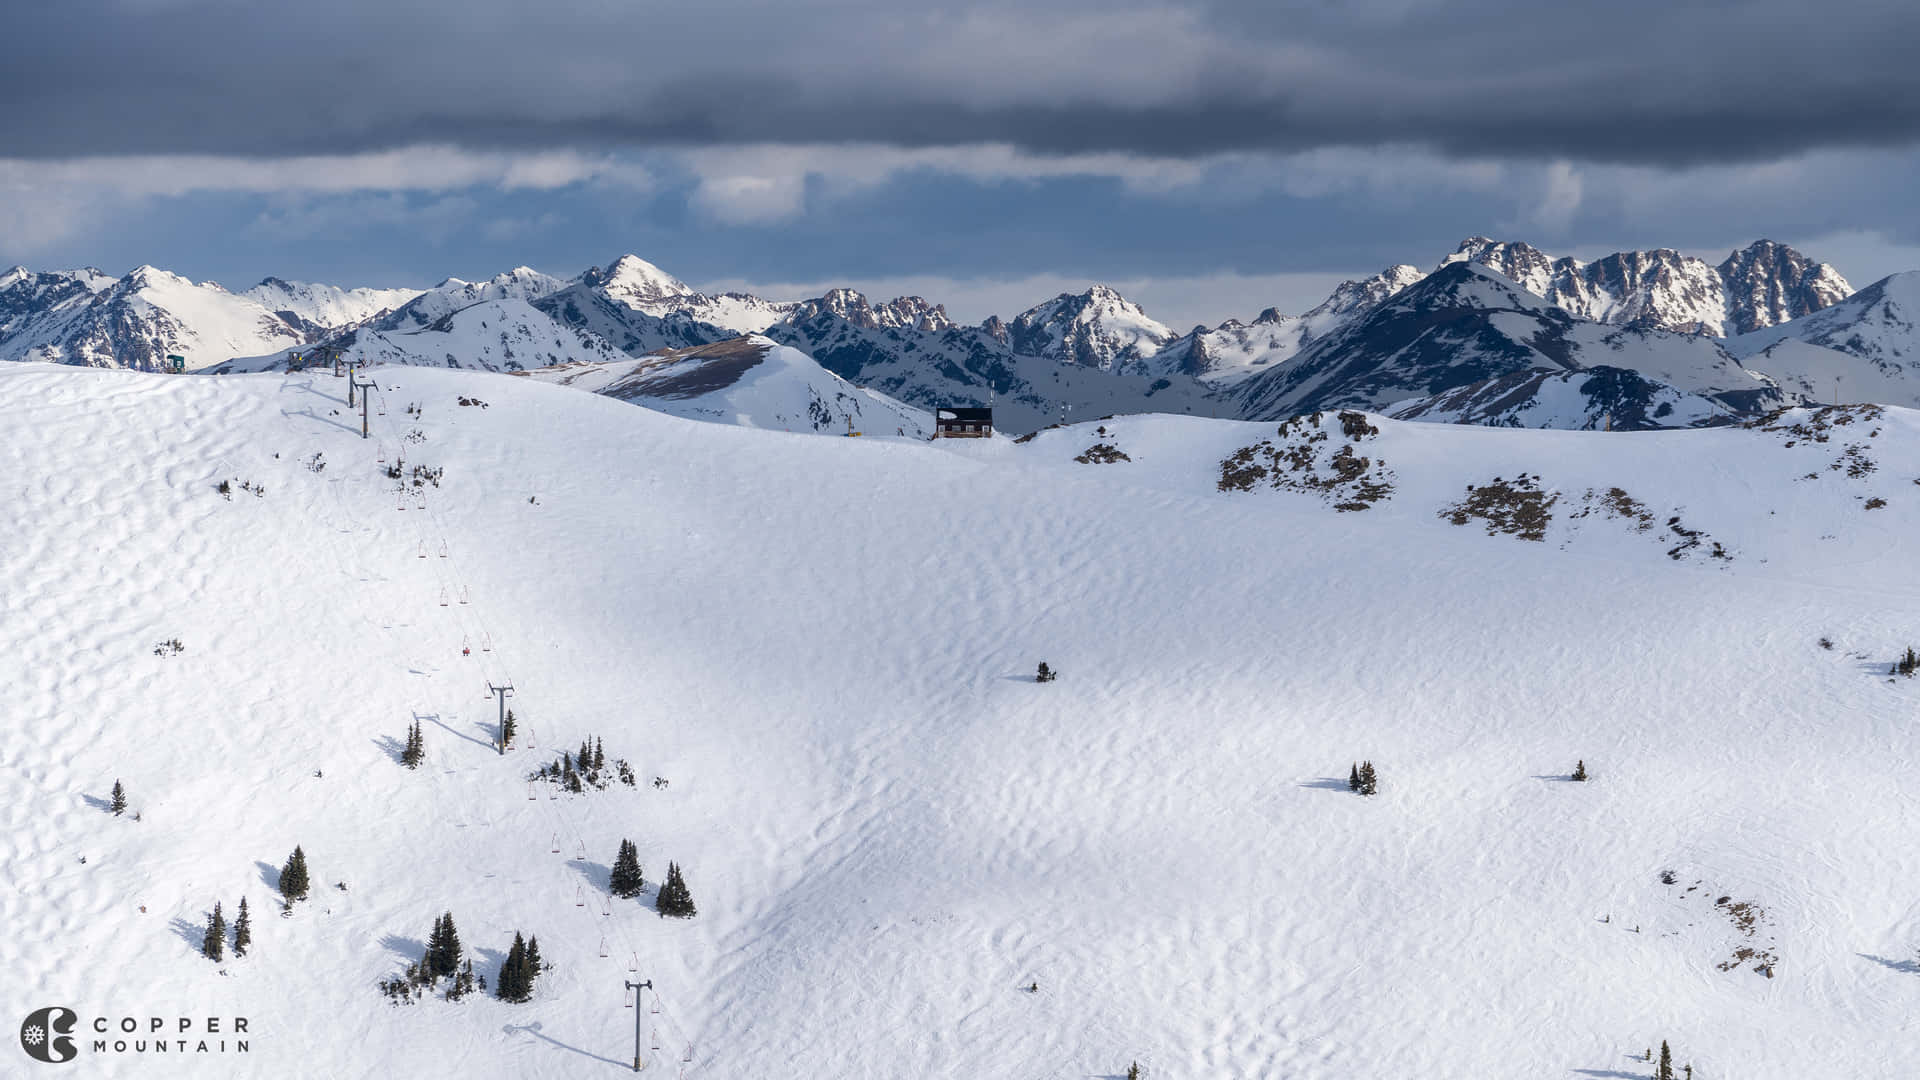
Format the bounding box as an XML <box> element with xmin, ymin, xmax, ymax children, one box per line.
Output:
<box><xmin>611</xmin><ymin>839</ymin><xmax>645</xmax><ymax>898</ymax></box>
<box><xmin>1895</xmin><ymin>647</ymin><xmax>1918</xmax><ymax>678</ymax></box>
<box><xmin>400</xmin><ymin>718</ymin><xmax>425</xmax><ymax>769</ymax></box>
<box><xmin>529</xmin><ymin>735</ymin><xmax>636</xmax><ymax>794</ymax></box>
<box><xmin>1572</xmin><ymin>759</ymin><xmax>1589</xmax><ymax>781</ymax></box>
<box><xmin>1036</xmin><ymin>661</ymin><xmax>1056</xmax><ymax>683</ymax></box>
<box><xmin>656</xmin><ymin>862</ymin><xmax>696</xmax><ymax>918</ymax></box>
<box><xmin>380</xmin><ymin>912</ymin><xmax>481</xmax><ymax>1003</ymax></box>
<box><xmin>495</xmin><ymin>932</ymin><xmax>544</xmax><ymax>1003</ymax></box>
<box><xmin>200</xmin><ymin>897</ymin><xmax>252</xmax><ymax>961</ymax></box>
<box><xmin>1347</xmin><ymin>761</ymin><xmax>1378</xmax><ymax>796</ymax></box>
<box><xmin>1647</xmin><ymin>1039</ymin><xmax>1692</xmax><ymax>1080</ymax></box>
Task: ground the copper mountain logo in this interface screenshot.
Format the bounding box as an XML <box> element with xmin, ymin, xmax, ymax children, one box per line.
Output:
<box><xmin>20</xmin><ymin>1007</ymin><xmax>78</xmax><ymax>1064</ymax></box>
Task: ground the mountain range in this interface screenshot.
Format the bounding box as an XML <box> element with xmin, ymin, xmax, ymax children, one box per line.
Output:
<box><xmin>11</xmin><ymin>237</ymin><xmax>1920</xmax><ymax>434</ymax></box>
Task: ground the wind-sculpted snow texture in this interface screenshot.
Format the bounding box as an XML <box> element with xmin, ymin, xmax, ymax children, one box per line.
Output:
<box><xmin>11</xmin><ymin>364</ymin><xmax>1920</xmax><ymax>1076</ymax></box>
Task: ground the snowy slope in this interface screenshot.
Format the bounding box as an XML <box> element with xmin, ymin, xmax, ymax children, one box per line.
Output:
<box><xmin>1731</xmin><ymin>272</ymin><xmax>1920</xmax><ymax>408</ymax></box>
<box><xmin>210</xmin><ymin>298</ymin><xmax>628</xmax><ymax>374</ymax></box>
<box><xmin>517</xmin><ymin>336</ymin><xmax>934</xmax><ymax>437</ymax></box>
<box><xmin>8</xmin><ymin>366</ymin><xmax>1920</xmax><ymax>1080</ymax></box>
<box><xmin>371</xmin><ymin>268</ymin><xmax>569</xmax><ymax>334</ymax></box>
<box><xmin>580</xmin><ymin>255</ymin><xmax>796</xmax><ymax>335</ymax></box>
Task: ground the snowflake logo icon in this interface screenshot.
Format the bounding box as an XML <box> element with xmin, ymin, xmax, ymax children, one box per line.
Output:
<box><xmin>19</xmin><ymin>1007</ymin><xmax>77</xmax><ymax>1063</ymax></box>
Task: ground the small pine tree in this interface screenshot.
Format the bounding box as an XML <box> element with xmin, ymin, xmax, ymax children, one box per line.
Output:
<box><xmin>448</xmin><ymin>959</ymin><xmax>476</xmax><ymax>1001</ymax></box>
<box><xmin>593</xmin><ymin>737</ymin><xmax>605</xmax><ymax>773</ymax></box>
<box><xmin>1656</xmin><ymin>1040</ymin><xmax>1673</xmax><ymax>1080</ymax></box>
<box><xmin>525</xmin><ymin>935</ymin><xmax>543</xmax><ymax>982</ymax></box>
<box><xmin>1036</xmin><ymin>661</ymin><xmax>1054</xmax><ymax>683</ymax></box>
<box><xmin>233</xmin><ymin>897</ymin><xmax>251</xmax><ymax>957</ymax></box>
<box><xmin>1572</xmin><ymin>759</ymin><xmax>1588</xmax><ymax>782</ymax></box>
<box><xmin>401</xmin><ymin>719</ymin><xmax>424</xmax><ymax>769</ymax></box>
<box><xmin>1126</xmin><ymin>1063</ymin><xmax>1142</xmax><ymax>1080</ymax></box>
<box><xmin>610</xmin><ymin>839</ymin><xmax>645</xmax><ymax>898</ymax></box>
<box><xmin>656</xmin><ymin>861</ymin><xmax>697</xmax><ymax>918</ymax></box>
<box><xmin>279</xmin><ymin>846</ymin><xmax>310</xmax><ymax>906</ymax></box>
<box><xmin>496</xmin><ymin>933</ymin><xmax>527</xmax><ymax>1002</ymax></box>
<box><xmin>501</xmin><ymin>708</ymin><xmax>517</xmax><ymax>749</ymax></box>
<box><xmin>1348</xmin><ymin>763</ymin><xmax>1360</xmax><ymax>792</ymax></box>
<box><xmin>110</xmin><ymin>779</ymin><xmax>127</xmax><ymax>815</ymax></box>
<box><xmin>1357</xmin><ymin>761</ymin><xmax>1377</xmax><ymax>796</ymax></box>
<box><xmin>202</xmin><ymin>902</ymin><xmax>226</xmax><ymax>961</ymax></box>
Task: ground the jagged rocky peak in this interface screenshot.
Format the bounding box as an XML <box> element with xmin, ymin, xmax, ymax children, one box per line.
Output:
<box><xmin>587</xmin><ymin>254</ymin><xmax>693</xmax><ymax>306</ymax></box>
<box><xmin>1441</xmin><ymin>238</ymin><xmax>1559</xmax><ymax>295</ymax></box>
<box><xmin>1304</xmin><ymin>264</ymin><xmax>1424</xmax><ymax>320</ymax></box>
<box><xmin>1571</xmin><ymin>247</ymin><xmax>1725</xmax><ymax>335</ymax></box>
<box><xmin>1718</xmin><ymin>239</ymin><xmax>1852</xmax><ymax>335</ymax></box>
<box><xmin>1008</xmin><ymin>284</ymin><xmax>1173</xmax><ymax>369</ymax></box>
<box><xmin>787</xmin><ymin>288</ymin><xmax>953</xmax><ymax>332</ymax></box>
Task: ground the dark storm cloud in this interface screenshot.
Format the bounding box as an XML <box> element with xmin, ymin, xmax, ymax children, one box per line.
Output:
<box><xmin>5</xmin><ymin>0</ymin><xmax>1919</xmax><ymax>165</ymax></box>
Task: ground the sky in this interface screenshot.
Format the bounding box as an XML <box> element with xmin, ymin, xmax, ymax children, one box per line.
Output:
<box><xmin>4</xmin><ymin>0</ymin><xmax>1920</xmax><ymax>328</ymax></box>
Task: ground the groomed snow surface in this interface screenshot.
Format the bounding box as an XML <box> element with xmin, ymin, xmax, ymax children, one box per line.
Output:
<box><xmin>8</xmin><ymin>364</ymin><xmax>1920</xmax><ymax>1078</ymax></box>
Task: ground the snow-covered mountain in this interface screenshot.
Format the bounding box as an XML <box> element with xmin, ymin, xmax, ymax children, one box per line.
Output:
<box><xmin>578</xmin><ymin>255</ymin><xmax>796</xmax><ymax>335</ymax></box>
<box><xmin>765</xmin><ymin>303</ymin><xmax>1224</xmax><ymax>435</ymax></box>
<box><xmin>1441</xmin><ymin>237</ymin><xmax>1851</xmax><ymax>338</ymax></box>
<box><xmin>12</xmin><ymin>357</ymin><xmax>1920</xmax><ymax>1078</ymax></box>
<box><xmin>518</xmin><ymin>335</ymin><xmax>933</xmax><ymax>437</ymax></box>
<box><xmin>1005</xmin><ymin>285</ymin><xmax>1177</xmax><ymax>374</ymax></box>
<box><xmin>1228</xmin><ymin>262</ymin><xmax>1784</xmax><ymax>422</ymax></box>
<box><xmin>1156</xmin><ymin>265</ymin><xmax>1427</xmax><ymax>384</ymax></box>
<box><xmin>0</xmin><ymin>265</ymin><xmax>311</xmax><ymax>370</ymax></box>
<box><xmin>1730</xmin><ymin>271</ymin><xmax>1920</xmax><ymax>408</ymax></box>
<box><xmin>369</xmin><ymin>268</ymin><xmax>569</xmax><ymax>334</ymax></box>
<box><xmin>211</xmin><ymin>298</ymin><xmax>628</xmax><ymax>375</ymax></box>
<box><xmin>783</xmin><ymin>288</ymin><xmax>953</xmax><ymax>333</ymax></box>
<box><xmin>1389</xmin><ymin>365</ymin><xmax>1734</xmax><ymax>430</ymax></box>
<box><xmin>241</xmin><ymin>277</ymin><xmax>421</xmax><ymax>339</ymax></box>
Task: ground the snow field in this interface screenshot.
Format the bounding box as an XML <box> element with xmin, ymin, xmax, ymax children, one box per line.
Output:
<box><xmin>4</xmin><ymin>365</ymin><xmax>1920</xmax><ymax>1077</ymax></box>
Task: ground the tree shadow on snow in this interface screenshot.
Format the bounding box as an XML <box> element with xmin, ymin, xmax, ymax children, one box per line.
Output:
<box><xmin>1299</xmin><ymin>777</ymin><xmax>1354</xmax><ymax>791</ymax></box>
<box><xmin>504</xmin><ymin>1021</ymin><xmax>632</xmax><ymax>1070</ymax></box>
<box><xmin>567</xmin><ymin>860</ymin><xmax>612</xmax><ymax>892</ymax></box>
<box><xmin>169</xmin><ymin>916</ymin><xmax>205</xmax><ymax>953</ymax></box>
<box><xmin>255</xmin><ymin>861</ymin><xmax>282</xmax><ymax>890</ymax></box>
<box><xmin>1859</xmin><ymin>952</ymin><xmax>1920</xmax><ymax>974</ymax></box>
<box><xmin>372</xmin><ymin>736</ymin><xmax>407</xmax><ymax>765</ymax></box>
<box><xmin>380</xmin><ymin>934</ymin><xmax>426</xmax><ymax>961</ymax></box>
<box><xmin>1573</xmin><ymin>1071</ymin><xmax>1649</xmax><ymax>1079</ymax></box>
<box><xmin>80</xmin><ymin>793</ymin><xmax>112</xmax><ymax>813</ymax></box>
<box><xmin>1532</xmin><ymin>774</ymin><xmax>1581</xmax><ymax>782</ymax></box>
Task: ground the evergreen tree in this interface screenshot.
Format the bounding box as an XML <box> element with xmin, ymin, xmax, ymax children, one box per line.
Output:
<box><xmin>656</xmin><ymin>861</ymin><xmax>697</xmax><ymax>918</ymax></box>
<box><xmin>501</xmin><ymin>708</ymin><xmax>517</xmax><ymax>749</ymax></box>
<box><xmin>1036</xmin><ymin>661</ymin><xmax>1054</xmax><ymax>683</ymax></box>
<box><xmin>610</xmin><ymin>839</ymin><xmax>645</xmax><ymax>898</ymax></box>
<box><xmin>1572</xmin><ymin>759</ymin><xmax>1588</xmax><ymax>782</ymax></box>
<box><xmin>1655</xmin><ymin>1040</ymin><xmax>1673</xmax><ymax>1080</ymax></box>
<box><xmin>448</xmin><ymin>959</ymin><xmax>476</xmax><ymax>1001</ymax></box>
<box><xmin>427</xmin><ymin>912</ymin><xmax>462</xmax><ymax>979</ymax></box>
<box><xmin>593</xmin><ymin>737</ymin><xmax>605</xmax><ymax>772</ymax></box>
<box><xmin>202</xmin><ymin>902</ymin><xmax>226</xmax><ymax>961</ymax></box>
<box><xmin>525</xmin><ymin>935</ymin><xmax>543</xmax><ymax>985</ymax></box>
<box><xmin>1357</xmin><ymin>761</ymin><xmax>1377</xmax><ymax>796</ymax></box>
<box><xmin>1126</xmin><ymin>1063</ymin><xmax>1141</xmax><ymax>1080</ymax></box>
<box><xmin>401</xmin><ymin>719</ymin><xmax>424</xmax><ymax>769</ymax></box>
<box><xmin>496</xmin><ymin>933</ymin><xmax>528</xmax><ymax>1002</ymax></box>
<box><xmin>110</xmin><ymin>779</ymin><xmax>127</xmax><ymax>815</ymax></box>
<box><xmin>279</xmin><ymin>845</ymin><xmax>310</xmax><ymax>906</ymax></box>
<box><xmin>233</xmin><ymin>897</ymin><xmax>251</xmax><ymax>957</ymax></box>
<box><xmin>1348</xmin><ymin>763</ymin><xmax>1360</xmax><ymax>792</ymax></box>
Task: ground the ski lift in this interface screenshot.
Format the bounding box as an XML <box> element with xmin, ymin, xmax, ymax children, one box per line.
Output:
<box><xmin>576</xmin><ymin>885</ymin><xmax>586</xmax><ymax>907</ymax></box>
<box><xmin>459</xmin><ymin>586</ymin><xmax>470</xmax><ymax>605</ymax></box>
<box><xmin>629</xmin><ymin>952</ymin><xmax>639</xmax><ymax>973</ymax></box>
<box><xmin>624</xmin><ymin>986</ymin><xmax>635</xmax><ymax>1008</ymax></box>
<box><xmin>598</xmin><ymin>936</ymin><xmax>609</xmax><ymax>958</ymax></box>
<box><xmin>601</xmin><ymin>894</ymin><xmax>612</xmax><ymax>916</ymax></box>
<box><xmin>438</xmin><ymin>589</ymin><xmax>449</xmax><ymax>607</ymax></box>
<box><xmin>527</xmin><ymin>781</ymin><xmax>536</xmax><ymax>801</ymax></box>
<box><xmin>650</xmin><ymin>998</ymin><xmax>660</xmax><ymax>1016</ymax></box>
<box><xmin>481</xmin><ymin>632</ymin><xmax>492</xmax><ymax>652</ymax></box>
<box><xmin>684</xmin><ymin>1045</ymin><xmax>693</xmax><ymax>1063</ymax></box>
<box><xmin>575</xmin><ymin>840</ymin><xmax>587</xmax><ymax>860</ymax></box>
<box><xmin>551</xmin><ymin>834</ymin><xmax>560</xmax><ymax>854</ymax></box>
<box><xmin>376</xmin><ymin>445</ymin><xmax>386</xmax><ymax>464</ymax></box>
<box><xmin>439</xmin><ymin>541</ymin><xmax>449</xmax><ymax>558</ymax></box>
<box><xmin>418</xmin><ymin>542</ymin><xmax>427</xmax><ymax>559</ymax></box>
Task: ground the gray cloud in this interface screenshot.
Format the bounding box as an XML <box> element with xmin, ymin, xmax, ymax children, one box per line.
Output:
<box><xmin>5</xmin><ymin>0</ymin><xmax>1919</xmax><ymax>166</ymax></box>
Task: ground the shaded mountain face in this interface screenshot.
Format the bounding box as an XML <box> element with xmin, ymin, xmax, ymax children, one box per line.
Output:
<box><xmin>1226</xmin><ymin>263</ymin><xmax>1783</xmax><ymax>422</ymax></box>
<box><xmin>1390</xmin><ymin>366</ymin><xmax>1738</xmax><ymax>431</ymax></box>
<box><xmin>784</xmin><ymin>288</ymin><xmax>953</xmax><ymax>332</ymax></box>
<box><xmin>1006</xmin><ymin>285</ymin><xmax>1176</xmax><ymax>373</ymax></box>
<box><xmin>0</xmin><ymin>265</ymin><xmax>307</xmax><ymax>370</ymax></box>
<box><xmin>1728</xmin><ymin>271</ymin><xmax>1920</xmax><ymax>409</ymax></box>
<box><xmin>1718</xmin><ymin>240</ymin><xmax>1855</xmax><ymax>336</ymax></box>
